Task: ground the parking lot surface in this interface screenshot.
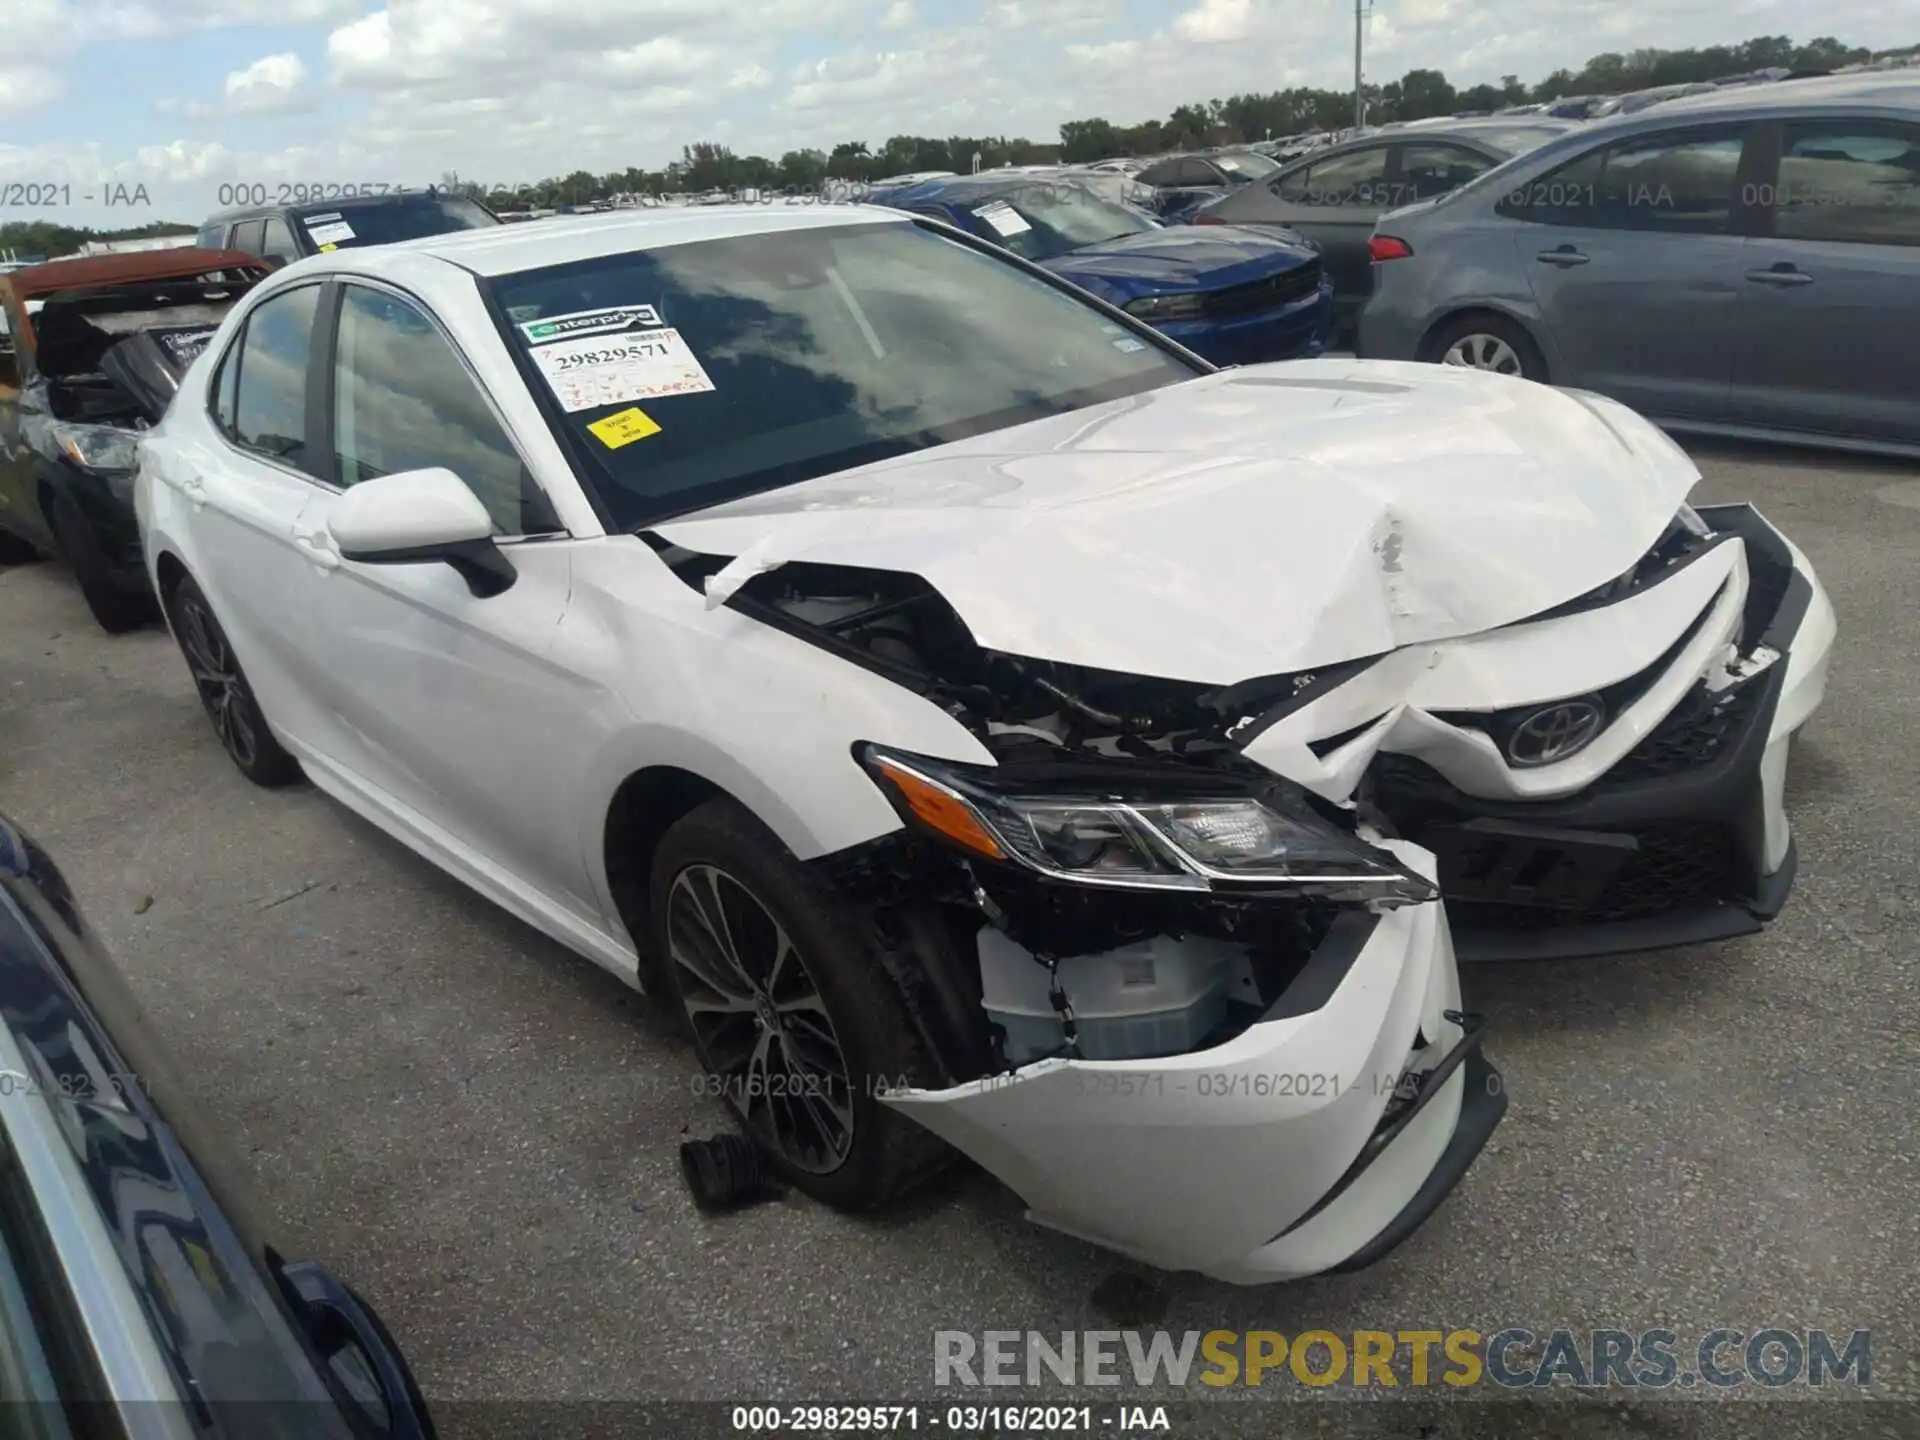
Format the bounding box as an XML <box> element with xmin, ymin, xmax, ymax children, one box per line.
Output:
<box><xmin>2</xmin><ymin>440</ymin><xmax>1916</xmax><ymax>1437</ymax></box>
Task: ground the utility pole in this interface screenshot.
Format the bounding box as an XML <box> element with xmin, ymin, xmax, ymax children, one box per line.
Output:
<box><xmin>1353</xmin><ymin>0</ymin><xmax>1365</xmax><ymax>130</ymax></box>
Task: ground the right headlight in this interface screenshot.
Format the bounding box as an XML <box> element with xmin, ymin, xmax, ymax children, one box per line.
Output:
<box><xmin>857</xmin><ymin>744</ymin><xmax>1436</xmax><ymax>907</ymax></box>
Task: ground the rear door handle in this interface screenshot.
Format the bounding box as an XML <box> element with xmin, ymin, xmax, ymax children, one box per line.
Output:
<box><xmin>1535</xmin><ymin>247</ymin><xmax>1589</xmax><ymax>267</ymax></box>
<box><xmin>1746</xmin><ymin>264</ymin><xmax>1813</xmax><ymax>287</ymax></box>
<box><xmin>292</xmin><ymin>526</ymin><xmax>340</xmax><ymax>571</ymax></box>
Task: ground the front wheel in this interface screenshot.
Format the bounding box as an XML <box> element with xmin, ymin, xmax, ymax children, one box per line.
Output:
<box><xmin>649</xmin><ymin>799</ymin><xmax>951</xmax><ymax>1209</ymax></box>
<box><xmin>1427</xmin><ymin>313</ymin><xmax>1548</xmax><ymax>382</ymax></box>
<box><xmin>163</xmin><ymin>574</ymin><xmax>303</xmax><ymax>787</ymax></box>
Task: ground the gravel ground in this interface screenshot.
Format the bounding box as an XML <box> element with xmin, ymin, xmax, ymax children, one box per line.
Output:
<box><xmin>1</xmin><ymin>439</ymin><xmax>1915</xmax><ymax>1439</ymax></box>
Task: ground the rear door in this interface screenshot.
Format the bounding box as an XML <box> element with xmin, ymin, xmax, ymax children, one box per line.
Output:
<box><xmin>1723</xmin><ymin>117</ymin><xmax>1920</xmax><ymax>445</ymax></box>
<box><xmin>1499</xmin><ymin>122</ymin><xmax>1757</xmax><ymax>417</ymax></box>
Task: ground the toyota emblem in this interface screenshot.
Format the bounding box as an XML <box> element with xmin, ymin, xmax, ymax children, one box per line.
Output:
<box><xmin>1505</xmin><ymin>697</ymin><xmax>1606</xmax><ymax>767</ymax></box>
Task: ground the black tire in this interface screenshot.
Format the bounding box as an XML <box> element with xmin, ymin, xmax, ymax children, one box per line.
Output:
<box><xmin>162</xmin><ymin>573</ymin><xmax>303</xmax><ymax>787</ymax></box>
<box><xmin>0</xmin><ymin>529</ymin><xmax>38</xmax><ymax>565</ymax></box>
<box><xmin>650</xmin><ymin>798</ymin><xmax>951</xmax><ymax>1209</ymax></box>
<box><xmin>46</xmin><ymin>488</ymin><xmax>154</xmax><ymax>633</ymax></box>
<box><xmin>1425</xmin><ymin>312</ymin><xmax>1549</xmax><ymax>382</ymax></box>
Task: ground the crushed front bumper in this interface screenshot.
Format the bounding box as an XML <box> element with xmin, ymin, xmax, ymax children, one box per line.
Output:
<box><xmin>882</xmin><ymin>840</ymin><xmax>1504</xmax><ymax>1284</ymax></box>
<box><xmin>1371</xmin><ymin>503</ymin><xmax>1834</xmax><ymax>961</ymax></box>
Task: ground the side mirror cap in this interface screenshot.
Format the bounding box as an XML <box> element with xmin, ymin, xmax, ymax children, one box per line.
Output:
<box><xmin>328</xmin><ymin>467</ymin><xmax>516</xmax><ymax>597</ymax></box>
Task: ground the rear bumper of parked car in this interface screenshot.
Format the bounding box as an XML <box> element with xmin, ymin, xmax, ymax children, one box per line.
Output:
<box><xmin>1155</xmin><ymin>279</ymin><xmax>1334</xmax><ymax>367</ymax></box>
<box><xmin>883</xmin><ymin>840</ymin><xmax>1504</xmax><ymax>1285</ymax></box>
<box><xmin>1371</xmin><ymin>505</ymin><xmax>1834</xmax><ymax>962</ymax></box>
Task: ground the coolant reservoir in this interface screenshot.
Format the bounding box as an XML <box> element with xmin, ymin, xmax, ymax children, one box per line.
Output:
<box><xmin>978</xmin><ymin>928</ymin><xmax>1256</xmax><ymax>1064</ymax></box>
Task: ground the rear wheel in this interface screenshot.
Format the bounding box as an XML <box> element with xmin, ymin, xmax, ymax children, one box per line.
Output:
<box><xmin>47</xmin><ymin>490</ymin><xmax>154</xmax><ymax>633</ymax></box>
<box><xmin>650</xmin><ymin>798</ymin><xmax>950</xmax><ymax>1209</ymax></box>
<box><xmin>163</xmin><ymin>574</ymin><xmax>302</xmax><ymax>787</ymax></box>
<box><xmin>1427</xmin><ymin>313</ymin><xmax>1548</xmax><ymax>382</ymax></box>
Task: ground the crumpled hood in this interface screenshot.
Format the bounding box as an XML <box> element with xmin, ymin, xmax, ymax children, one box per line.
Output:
<box><xmin>650</xmin><ymin>359</ymin><xmax>1701</xmax><ymax>685</ymax></box>
<box><xmin>1042</xmin><ymin>224</ymin><xmax>1314</xmax><ymax>288</ymax></box>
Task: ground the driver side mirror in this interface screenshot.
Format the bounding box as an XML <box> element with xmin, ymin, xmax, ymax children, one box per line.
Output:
<box><xmin>327</xmin><ymin>467</ymin><xmax>517</xmax><ymax>597</ymax></box>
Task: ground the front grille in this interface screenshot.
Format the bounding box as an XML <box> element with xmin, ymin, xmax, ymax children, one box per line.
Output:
<box><xmin>1598</xmin><ymin>678</ymin><xmax>1765</xmax><ymax>787</ymax></box>
<box><xmin>1448</xmin><ymin>820</ymin><xmax>1744</xmax><ymax>929</ymax></box>
<box><xmin>1202</xmin><ymin>260</ymin><xmax>1322</xmax><ymax>320</ymax></box>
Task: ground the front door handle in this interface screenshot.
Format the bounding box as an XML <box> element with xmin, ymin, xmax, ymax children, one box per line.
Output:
<box><xmin>1535</xmin><ymin>246</ymin><xmax>1589</xmax><ymax>267</ymax></box>
<box><xmin>1746</xmin><ymin>263</ymin><xmax>1813</xmax><ymax>287</ymax></box>
<box><xmin>292</xmin><ymin>526</ymin><xmax>340</xmax><ymax>571</ymax></box>
<box><xmin>175</xmin><ymin>472</ymin><xmax>207</xmax><ymax>502</ymax></box>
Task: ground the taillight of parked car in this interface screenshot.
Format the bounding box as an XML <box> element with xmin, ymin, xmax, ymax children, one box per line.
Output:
<box><xmin>1369</xmin><ymin>235</ymin><xmax>1413</xmax><ymax>262</ymax></box>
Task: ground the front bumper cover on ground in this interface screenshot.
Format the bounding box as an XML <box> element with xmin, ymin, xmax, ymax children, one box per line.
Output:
<box><xmin>882</xmin><ymin>841</ymin><xmax>1502</xmax><ymax>1285</ymax></box>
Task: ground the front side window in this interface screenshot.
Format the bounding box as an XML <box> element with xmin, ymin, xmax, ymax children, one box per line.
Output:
<box><xmin>1277</xmin><ymin>147</ymin><xmax>1390</xmax><ymax>206</ymax></box>
<box><xmin>230</xmin><ymin>284</ymin><xmax>320</xmax><ymax>470</ymax></box>
<box><xmin>489</xmin><ymin>220</ymin><xmax>1200</xmax><ymax>530</ymax></box>
<box><xmin>230</xmin><ymin>219</ymin><xmax>267</xmax><ymax>256</ymax></box>
<box><xmin>1397</xmin><ymin>143</ymin><xmax>1495</xmax><ymax>199</ymax></box>
<box><xmin>259</xmin><ymin>218</ymin><xmax>298</xmax><ymax>264</ymax></box>
<box><xmin>1769</xmin><ymin>121</ymin><xmax>1920</xmax><ymax>247</ymax></box>
<box><xmin>332</xmin><ymin>284</ymin><xmax>554</xmax><ymax>535</ymax></box>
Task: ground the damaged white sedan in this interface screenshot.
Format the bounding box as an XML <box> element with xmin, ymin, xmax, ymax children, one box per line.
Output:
<box><xmin>137</xmin><ymin>205</ymin><xmax>1832</xmax><ymax>1284</ymax></box>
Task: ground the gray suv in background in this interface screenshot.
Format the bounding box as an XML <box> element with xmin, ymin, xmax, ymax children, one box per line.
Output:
<box><xmin>1358</xmin><ymin>71</ymin><xmax>1920</xmax><ymax>456</ymax></box>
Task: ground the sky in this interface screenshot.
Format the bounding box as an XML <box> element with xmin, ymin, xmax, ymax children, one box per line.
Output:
<box><xmin>0</xmin><ymin>0</ymin><xmax>1911</xmax><ymax>228</ymax></box>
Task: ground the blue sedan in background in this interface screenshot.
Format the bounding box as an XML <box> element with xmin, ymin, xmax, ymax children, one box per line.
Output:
<box><xmin>870</xmin><ymin>173</ymin><xmax>1333</xmax><ymax>366</ymax></box>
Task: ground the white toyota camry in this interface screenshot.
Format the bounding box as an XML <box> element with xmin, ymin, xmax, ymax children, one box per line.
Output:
<box><xmin>135</xmin><ymin>204</ymin><xmax>1832</xmax><ymax>1284</ymax></box>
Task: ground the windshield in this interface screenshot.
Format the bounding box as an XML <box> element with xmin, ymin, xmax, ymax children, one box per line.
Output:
<box><xmin>955</xmin><ymin>181</ymin><xmax>1158</xmax><ymax>261</ymax></box>
<box><xmin>1213</xmin><ymin>151</ymin><xmax>1281</xmax><ymax>179</ymax></box>
<box><xmin>1470</xmin><ymin>124</ymin><xmax>1574</xmax><ymax>156</ymax></box>
<box><xmin>488</xmin><ymin>220</ymin><xmax>1198</xmax><ymax>531</ymax></box>
<box><xmin>292</xmin><ymin>195</ymin><xmax>496</xmax><ymax>250</ymax></box>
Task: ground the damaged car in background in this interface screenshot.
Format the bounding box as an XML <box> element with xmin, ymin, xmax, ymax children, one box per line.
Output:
<box><xmin>137</xmin><ymin>206</ymin><xmax>1829</xmax><ymax>1284</ymax></box>
<box><xmin>0</xmin><ymin>249</ymin><xmax>268</xmax><ymax>630</ymax></box>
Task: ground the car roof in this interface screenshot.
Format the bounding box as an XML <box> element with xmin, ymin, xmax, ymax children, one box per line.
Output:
<box><xmin>202</xmin><ymin>190</ymin><xmax>487</xmax><ymax>227</ymax></box>
<box><xmin>1592</xmin><ymin>68</ymin><xmax>1920</xmax><ymax>122</ymax></box>
<box><xmin>329</xmin><ymin>202</ymin><xmax>907</xmax><ymax>278</ymax></box>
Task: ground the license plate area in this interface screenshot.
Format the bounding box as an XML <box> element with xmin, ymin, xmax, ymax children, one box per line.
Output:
<box><xmin>1424</xmin><ymin>818</ymin><xmax>1636</xmax><ymax>911</ymax></box>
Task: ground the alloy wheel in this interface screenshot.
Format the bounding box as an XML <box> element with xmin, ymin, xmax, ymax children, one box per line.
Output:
<box><xmin>1442</xmin><ymin>333</ymin><xmax>1523</xmax><ymax>375</ymax></box>
<box><xmin>175</xmin><ymin>597</ymin><xmax>258</xmax><ymax>769</ymax></box>
<box><xmin>666</xmin><ymin>863</ymin><xmax>856</xmax><ymax>1173</ymax></box>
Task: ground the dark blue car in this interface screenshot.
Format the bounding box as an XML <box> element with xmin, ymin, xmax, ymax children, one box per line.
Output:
<box><xmin>870</xmin><ymin>174</ymin><xmax>1333</xmax><ymax>366</ymax></box>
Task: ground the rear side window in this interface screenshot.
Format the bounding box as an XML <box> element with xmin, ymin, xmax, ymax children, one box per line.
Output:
<box><xmin>1499</xmin><ymin>127</ymin><xmax>1748</xmax><ymax>234</ymax></box>
<box><xmin>230</xmin><ymin>284</ymin><xmax>320</xmax><ymax>471</ymax></box>
<box><xmin>1277</xmin><ymin>147</ymin><xmax>1390</xmax><ymax>206</ymax></box>
<box><xmin>1768</xmin><ymin>121</ymin><xmax>1920</xmax><ymax>247</ymax></box>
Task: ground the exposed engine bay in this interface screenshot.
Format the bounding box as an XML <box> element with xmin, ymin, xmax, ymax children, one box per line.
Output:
<box><xmin>31</xmin><ymin>280</ymin><xmax>250</xmax><ymax>428</ymax></box>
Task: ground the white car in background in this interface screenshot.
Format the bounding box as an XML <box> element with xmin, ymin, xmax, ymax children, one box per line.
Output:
<box><xmin>135</xmin><ymin>204</ymin><xmax>1830</xmax><ymax>1283</ymax></box>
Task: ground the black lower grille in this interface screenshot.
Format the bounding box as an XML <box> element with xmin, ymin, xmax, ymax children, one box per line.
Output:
<box><xmin>1203</xmin><ymin>261</ymin><xmax>1321</xmax><ymax>319</ymax></box>
<box><xmin>1447</xmin><ymin>820</ymin><xmax>1744</xmax><ymax>929</ymax></box>
<box><xmin>1598</xmin><ymin>678</ymin><xmax>1765</xmax><ymax>786</ymax></box>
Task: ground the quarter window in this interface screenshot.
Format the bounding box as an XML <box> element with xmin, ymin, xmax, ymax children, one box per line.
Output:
<box><xmin>330</xmin><ymin>284</ymin><xmax>555</xmax><ymax>535</ymax></box>
<box><xmin>230</xmin><ymin>284</ymin><xmax>320</xmax><ymax>471</ymax></box>
<box><xmin>1766</xmin><ymin>121</ymin><xmax>1920</xmax><ymax>247</ymax></box>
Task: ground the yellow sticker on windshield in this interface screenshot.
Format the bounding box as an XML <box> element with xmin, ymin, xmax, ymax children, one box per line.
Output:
<box><xmin>587</xmin><ymin>406</ymin><xmax>662</xmax><ymax>448</ymax></box>
<box><xmin>318</xmin><ymin>242</ymin><xmax>338</xmax><ymax>251</ymax></box>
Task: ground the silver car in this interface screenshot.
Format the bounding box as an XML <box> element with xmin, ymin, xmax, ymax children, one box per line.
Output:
<box><xmin>1358</xmin><ymin>71</ymin><xmax>1920</xmax><ymax>456</ymax></box>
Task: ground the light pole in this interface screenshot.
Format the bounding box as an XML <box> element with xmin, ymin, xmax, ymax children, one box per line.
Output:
<box><xmin>1353</xmin><ymin>0</ymin><xmax>1366</xmax><ymax>130</ymax></box>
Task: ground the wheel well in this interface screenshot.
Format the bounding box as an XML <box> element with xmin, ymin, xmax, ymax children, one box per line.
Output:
<box><xmin>154</xmin><ymin>551</ymin><xmax>188</xmax><ymax>603</ymax></box>
<box><xmin>603</xmin><ymin>766</ymin><xmax>727</xmax><ymax>972</ymax></box>
<box><xmin>1417</xmin><ymin>306</ymin><xmax>1545</xmax><ymax>370</ymax></box>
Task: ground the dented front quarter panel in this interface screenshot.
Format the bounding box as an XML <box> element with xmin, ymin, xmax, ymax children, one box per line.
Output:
<box><xmin>649</xmin><ymin>360</ymin><xmax>1702</xmax><ymax>685</ymax></box>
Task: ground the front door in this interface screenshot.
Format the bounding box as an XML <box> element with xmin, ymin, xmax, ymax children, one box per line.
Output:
<box><xmin>290</xmin><ymin>280</ymin><xmax>603</xmax><ymax>918</ymax></box>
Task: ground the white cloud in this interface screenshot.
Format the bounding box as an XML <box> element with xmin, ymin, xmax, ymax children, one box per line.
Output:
<box><xmin>880</xmin><ymin>0</ymin><xmax>914</xmax><ymax>29</ymax></box>
<box><xmin>132</xmin><ymin>139</ymin><xmax>236</xmax><ymax>182</ymax></box>
<box><xmin>224</xmin><ymin>52</ymin><xmax>311</xmax><ymax>114</ymax></box>
<box><xmin>1171</xmin><ymin>0</ymin><xmax>1254</xmax><ymax>44</ymax></box>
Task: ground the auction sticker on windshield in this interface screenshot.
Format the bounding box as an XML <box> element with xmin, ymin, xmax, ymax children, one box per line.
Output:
<box><xmin>974</xmin><ymin>201</ymin><xmax>1032</xmax><ymax>237</ymax></box>
<box><xmin>304</xmin><ymin>214</ymin><xmax>357</xmax><ymax>245</ymax></box>
<box><xmin>530</xmin><ymin>330</ymin><xmax>715</xmax><ymax>412</ymax></box>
